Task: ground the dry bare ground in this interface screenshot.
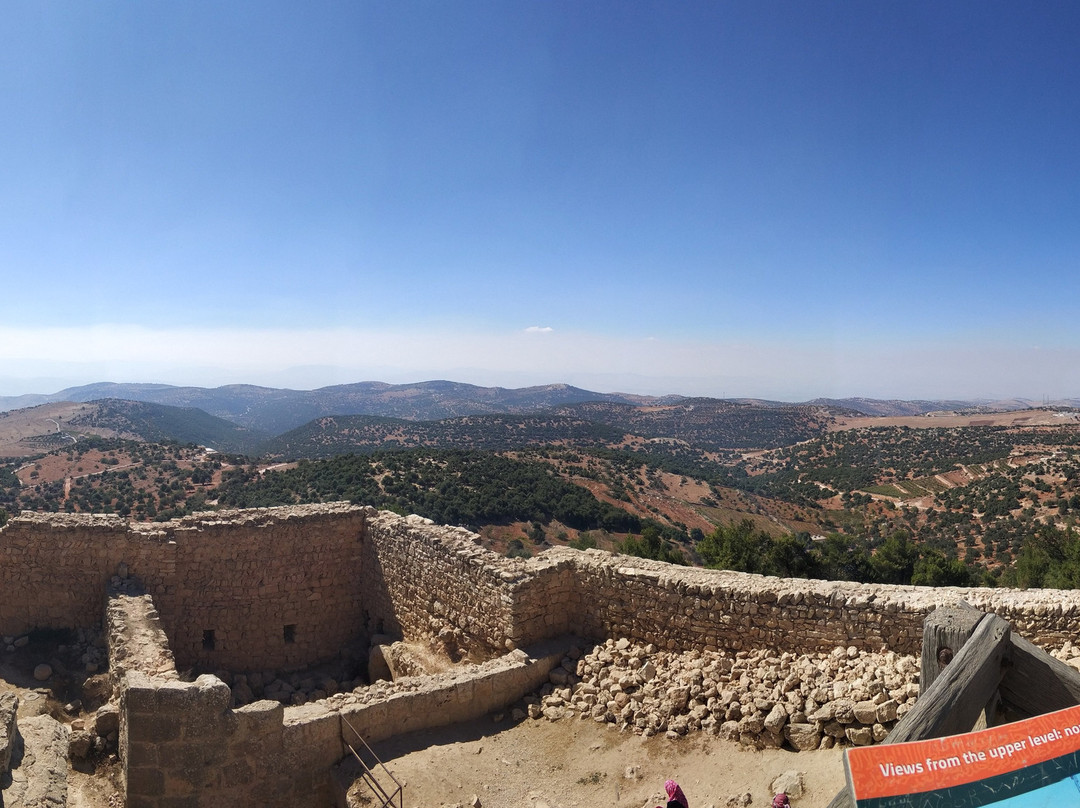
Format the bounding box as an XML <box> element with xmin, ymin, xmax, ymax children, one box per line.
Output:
<box><xmin>4</xmin><ymin>660</ymin><xmax>843</xmax><ymax>808</ymax></box>
<box><xmin>364</xmin><ymin>714</ymin><xmax>846</xmax><ymax>808</ymax></box>
<box><xmin>0</xmin><ymin>403</ymin><xmax>109</xmax><ymax>458</ymax></box>
<box><xmin>830</xmin><ymin>409</ymin><xmax>1078</xmax><ymax>432</ymax></box>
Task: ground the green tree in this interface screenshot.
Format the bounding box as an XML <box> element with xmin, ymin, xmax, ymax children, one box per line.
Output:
<box><xmin>569</xmin><ymin>532</ymin><xmax>597</xmax><ymax>551</ymax></box>
<box><xmin>764</xmin><ymin>533</ymin><xmax>820</xmax><ymax>578</ymax></box>
<box><xmin>618</xmin><ymin>524</ymin><xmax>685</xmax><ymax>564</ymax></box>
<box><xmin>911</xmin><ymin>551</ymin><xmax>972</xmax><ymax>587</ymax></box>
<box><xmin>869</xmin><ymin>531</ymin><xmax>918</xmax><ymax>584</ymax></box>
<box><xmin>814</xmin><ymin>533</ymin><xmax>873</xmax><ymax>582</ymax></box>
<box><xmin>698</xmin><ymin>519</ymin><xmax>770</xmax><ymax>573</ymax></box>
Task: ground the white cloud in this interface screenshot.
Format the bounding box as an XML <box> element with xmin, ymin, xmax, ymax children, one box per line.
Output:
<box><xmin>524</xmin><ymin>326</ymin><xmax>554</xmax><ymax>333</ymax></box>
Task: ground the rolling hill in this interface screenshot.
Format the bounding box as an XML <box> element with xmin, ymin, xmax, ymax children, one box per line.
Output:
<box><xmin>0</xmin><ymin>399</ymin><xmax>266</xmax><ymax>457</ymax></box>
<box><xmin>0</xmin><ymin>380</ymin><xmax>654</xmax><ymax>433</ymax></box>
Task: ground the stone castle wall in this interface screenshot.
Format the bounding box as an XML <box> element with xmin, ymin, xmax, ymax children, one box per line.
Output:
<box><xmin>8</xmin><ymin>503</ymin><xmax>1080</xmax><ymax>807</ymax></box>
<box><xmin>111</xmin><ymin>577</ymin><xmax>570</xmax><ymax>808</ymax></box>
<box><xmin>511</xmin><ymin>548</ymin><xmax>1080</xmax><ymax>656</ymax></box>
<box><xmin>359</xmin><ymin>512</ymin><xmax>523</xmax><ymax>660</ymax></box>
<box><xmin>0</xmin><ymin>505</ymin><xmax>367</xmax><ymax>671</ymax></box>
<box><xmin>5</xmin><ymin>504</ymin><xmax>1080</xmax><ymax>668</ymax></box>
<box><xmin>148</xmin><ymin>506</ymin><xmax>367</xmax><ymax>671</ymax></box>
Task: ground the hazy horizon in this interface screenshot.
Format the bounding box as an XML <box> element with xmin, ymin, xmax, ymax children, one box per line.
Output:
<box><xmin>3</xmin><ymin>4</ymin><xmax>1078</xmax><ymax>403</ymax></box>
<box><xmin>0</xmin><ymin>363</ymin><xmax>1075</xmax><ymax>407</ymax></box>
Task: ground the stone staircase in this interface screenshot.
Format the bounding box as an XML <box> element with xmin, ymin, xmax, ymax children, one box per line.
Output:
<box><xmin>1</xmin><ymin>692</ymin><xmax>69</xmax><ymax>808</ymax></box>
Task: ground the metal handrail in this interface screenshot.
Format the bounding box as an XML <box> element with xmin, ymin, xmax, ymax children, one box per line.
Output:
<box><xmin>341</xmin><ymin>714</ymin><xmax>403</xmax><ymax>808</ymax></box>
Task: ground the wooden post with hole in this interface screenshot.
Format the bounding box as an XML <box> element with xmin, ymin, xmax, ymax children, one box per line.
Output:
<box><xmin>826</xmin><ymin>602</ymin><xmax>1080</xmax><ymax>808</ymax></box>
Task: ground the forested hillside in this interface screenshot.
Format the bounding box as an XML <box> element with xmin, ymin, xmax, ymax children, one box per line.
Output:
<box><xmin>258</xmin><ymin>413</ymin><xmax>623</xmax><ymax>459</ymax></box>
<box><xmin>552</xmin><ymin>399</ymin><xmax>835</xmax><ymax>450</ymax></box>
<box><xmin>3</xmin><ymin>392</ymin><xmax>1080</xmax><ymax>590</ymax></box>
<box><xmin>68</xmin><ymin>399</ymin><xmax>267</xmax><ymax>454</ymax></box>
<box><xmin>216</xmin><ymin>450</ymin><xmax>641</xmax><ymax>533</ymax></box>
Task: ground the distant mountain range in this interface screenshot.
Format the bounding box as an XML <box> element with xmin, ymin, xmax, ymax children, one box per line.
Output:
<box><xmin>4</xmin><ymin>380</ymin><xmax>1076</xmax><ymax>427</ymax></box>
<box><xmin>0</xmin><ymin>380</ymin><xmax>664</xmax><ymax>434</ymax></box>
<box><xmin>0</xmin><ymin>380</ymin><xmax>1077</xmax><ymax>459</ymax></box>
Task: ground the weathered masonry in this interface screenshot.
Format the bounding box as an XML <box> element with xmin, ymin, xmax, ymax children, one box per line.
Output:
<box><xmin>2</xmin><ymin>504</ymin><xmax>1080</xmax><ymax>806</ymax></box>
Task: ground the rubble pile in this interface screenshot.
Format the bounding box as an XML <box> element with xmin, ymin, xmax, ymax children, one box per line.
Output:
<box><xmin>518</xmin><ymin>639</ymin><xmax>921</xmax><ymax>750</ymax></box>
<box><xmin>1049</xmin><ymin>640</ymin><xmax>1080</xmax><ymax>671</ymax></box>
<box><xmin>2</xmin><ymin>626</ymin><xmax>108</xmax><ymax>674</ymax></box>
<box><xmin>226</xmin><ymin>666</ymin><xmax>368</xmax><ymax>707</ymax></box>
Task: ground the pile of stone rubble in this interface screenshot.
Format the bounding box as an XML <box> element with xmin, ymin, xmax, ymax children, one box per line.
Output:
<box><xmin>2</xmin><ymin>627</ymin><xmax>108</xmax><ymax>675</ymax></box>
<box><xmin>515</xmin><ymin>638</ymin><xmax>922</xmax><ymax>751</ymax></box>
<box><xmin>226</xmin><ymin>666</ymin><xmax>367</xmax><ymax>707</ymax></box>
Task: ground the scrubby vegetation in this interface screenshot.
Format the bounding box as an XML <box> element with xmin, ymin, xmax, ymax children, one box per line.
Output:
<box><xmin>216</xmin><ymin>450</ymin><xmax>642</xmax><ymax>533</ymax></box>
<box><xmin>4</xmin><ymin>397</ymin><xmax>1080</xmax><ymax>591</ymax></box>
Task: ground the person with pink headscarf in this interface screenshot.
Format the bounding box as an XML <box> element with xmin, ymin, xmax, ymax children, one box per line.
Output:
<box><xmin>664</xmin><ymin>779</ymin><xmax>689</xmax><ymax>808</ymax></box>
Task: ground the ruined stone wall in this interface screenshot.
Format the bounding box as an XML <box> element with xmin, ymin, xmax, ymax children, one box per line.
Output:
<box><xmin>121</xmin><ymin>671</ymin><xmax>328</xmax><ymax>808</ymax></box>
<box><xmin>15</xmin><ymin>504</ymin><xmax>1080</xmax><ymax>808</ymax></box>
<box><xmin>509</xmin><ymin>548</ymin><xmax>1080</xmax><ymax>656</ymax></box>
<box><xmin>0</xmin><ymin>504</ymin><xmax>367</xmax><ymax>672</ymax></box>
<box><xmin>118</xmin><ymin>622</ymin><xmax>568</xmax><ymax>808</ymax></box>
<box><xmin>10</xmin><ymin>505</ymin><xmax>1080</xmax><ymax>670</ymax></box>
<box><xmin>506</xmin><ymin>553</ymin><xmax>581</xmax><ymax>646</ymax></box>
<box><xmin>7</xmin><ymin>505</ymin><xmax>1080</xmax><ymax>673</ymax></box>
<box><xmin>143</xmin><ymin>505</ymin><xmax>367</xmax><ymax>670</ymax></box>
<box><xmin>360</xmin><ymin>511</ymin><xmax>523</xmax><ymax>659</ymax></box>
<box><xmin>0</xmin><ymin>513</ymin><xmax>157</xmax><ymax>636</ymax></box>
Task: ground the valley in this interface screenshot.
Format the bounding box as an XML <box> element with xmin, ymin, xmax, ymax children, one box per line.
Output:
<box><xmin>1</xmin><ymin>383</ymin><xmax>1079</xmax><ymax>590</ymax></box>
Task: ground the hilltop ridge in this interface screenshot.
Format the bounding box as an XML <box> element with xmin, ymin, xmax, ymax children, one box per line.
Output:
<box><xmin>4</xmin><ymin>379</ymin><xmax>1076</xmax><ymax>431</ymax></box>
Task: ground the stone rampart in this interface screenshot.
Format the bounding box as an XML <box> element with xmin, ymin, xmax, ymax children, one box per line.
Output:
<box><xmin>360</xmin><ymin>511</ymin><xmax>527</xmax><ymax>659</ymax></box>
<box><xmin>118</xmin><ymin>629</ymin><xmax>568</xmax><ymax>807</ymax></box>
<box><xmin>0</xmin><ymin>504</ymin><xmax>367</xmax><ymax>671</ymax></box>
<box><xmin>148</xmin><ymin>505</ymin><xmax>366</xmax><ymax>671</ymax></box>
<box><xmin>7</xmin><ymin>503</ymin><xmax>1080</xmax><ymax>668</ymax></box>
<box><xmin>508</xmin><ymin>548</ymin><xmax>1080</xmax><ymax>656</ymax></box>
<box><xmin>0</xmin><ymin>513</ymin><xmax>153</xmax><ymax>636</ymax></box>
<box><xmin>9</xmin><ymin>503</ymin><xmax>1080</xmax><ymax>806</ymax></box>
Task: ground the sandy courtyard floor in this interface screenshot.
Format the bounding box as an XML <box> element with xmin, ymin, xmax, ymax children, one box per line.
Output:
<box><xmin>365</xmin><ymin>712</ymin><xmax>847</xmax><ymax>808</ymax></box>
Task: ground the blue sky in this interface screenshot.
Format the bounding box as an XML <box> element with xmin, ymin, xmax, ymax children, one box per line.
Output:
<box><xmin>2</xmin><ymin>1</ymin><xmax>1078</xmax><ymax>400</ymax></box>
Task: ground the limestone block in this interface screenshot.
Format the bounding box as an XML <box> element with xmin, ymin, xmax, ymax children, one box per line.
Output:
<box><xmin>764</xmin><ymin>703</ymin><xmax>788</xmax><ymax>733</ymax></box>
<box><xmin>771</xmin><ymin>770</ymin><xmax>805</xmax><ymax>799</ymax></box>
<box><xmin>93</xmin><ymin>703</ymin><xmax>120</xmax><ymax>738</ymax></box>
<box><xmin>0</xmin><ymin>690</ymin><xmax>17</xmax><ymax>772</ymax></box>
<box><xmin>784</xmin><ymin>722</ymin><xmax>821</xmax><ymax>752</ymax></box>
<box><xmin>846</xmin><ymin>726</ymin><xmax>874</xmax><ymax>745</ymax></box>
<box><xmin>853</xmin><ymin>700</ymin><xmax>879</xmax><ymax>724</ymax></box>
<box><xmin>832</xmin><ymin>698</ymin><xmax>857</xmax><ymax>723</ymax></box>
<box><xmin>876</xmin><ymin>699</ymin><xmax>899</xmax><ymax>723</ymax></box>
<box><xmin>823</xmin><ymin>720</ymin><xmax>847</xmax><ymax>738</ymax></box>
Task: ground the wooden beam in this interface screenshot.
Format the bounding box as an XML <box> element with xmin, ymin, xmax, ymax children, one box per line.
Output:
<box><xmin>919</xmin><ymin>603</ymin><xmax>982</xmax><ymax>695</ymax></box>
<box><xmin>826</xmin><ymin>613</ymin><xmax>1011</xmax><ymax>808</ymax></box>
<box><xmin>999</xmin><ymin>633</ymin><xmax>1080</xmax><ymax>718</ymax></box>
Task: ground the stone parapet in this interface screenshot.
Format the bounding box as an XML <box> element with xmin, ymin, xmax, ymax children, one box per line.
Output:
<box><xmin>118</xmin><ymin>637</ymin><xmax>570</xmax><ymax>807</ymax></box>
<box><xmin>335</xmin><ymin>637</ymin><xmax>571</xmax><ymax>746</ymax></box>
<box><xmin>9</xmin><ymin>504</ymin><xmax>1080</xmax><ymax>670</ymax></box>
<box><xmin>361</xmin><ymin>511</ymin><xmax>528</xmax><ymax>659</ymax></box>
<box><xmin>8</xmin><ymin>504</ymin><xmax>1080</xmax><ymax>667</ymax></box>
